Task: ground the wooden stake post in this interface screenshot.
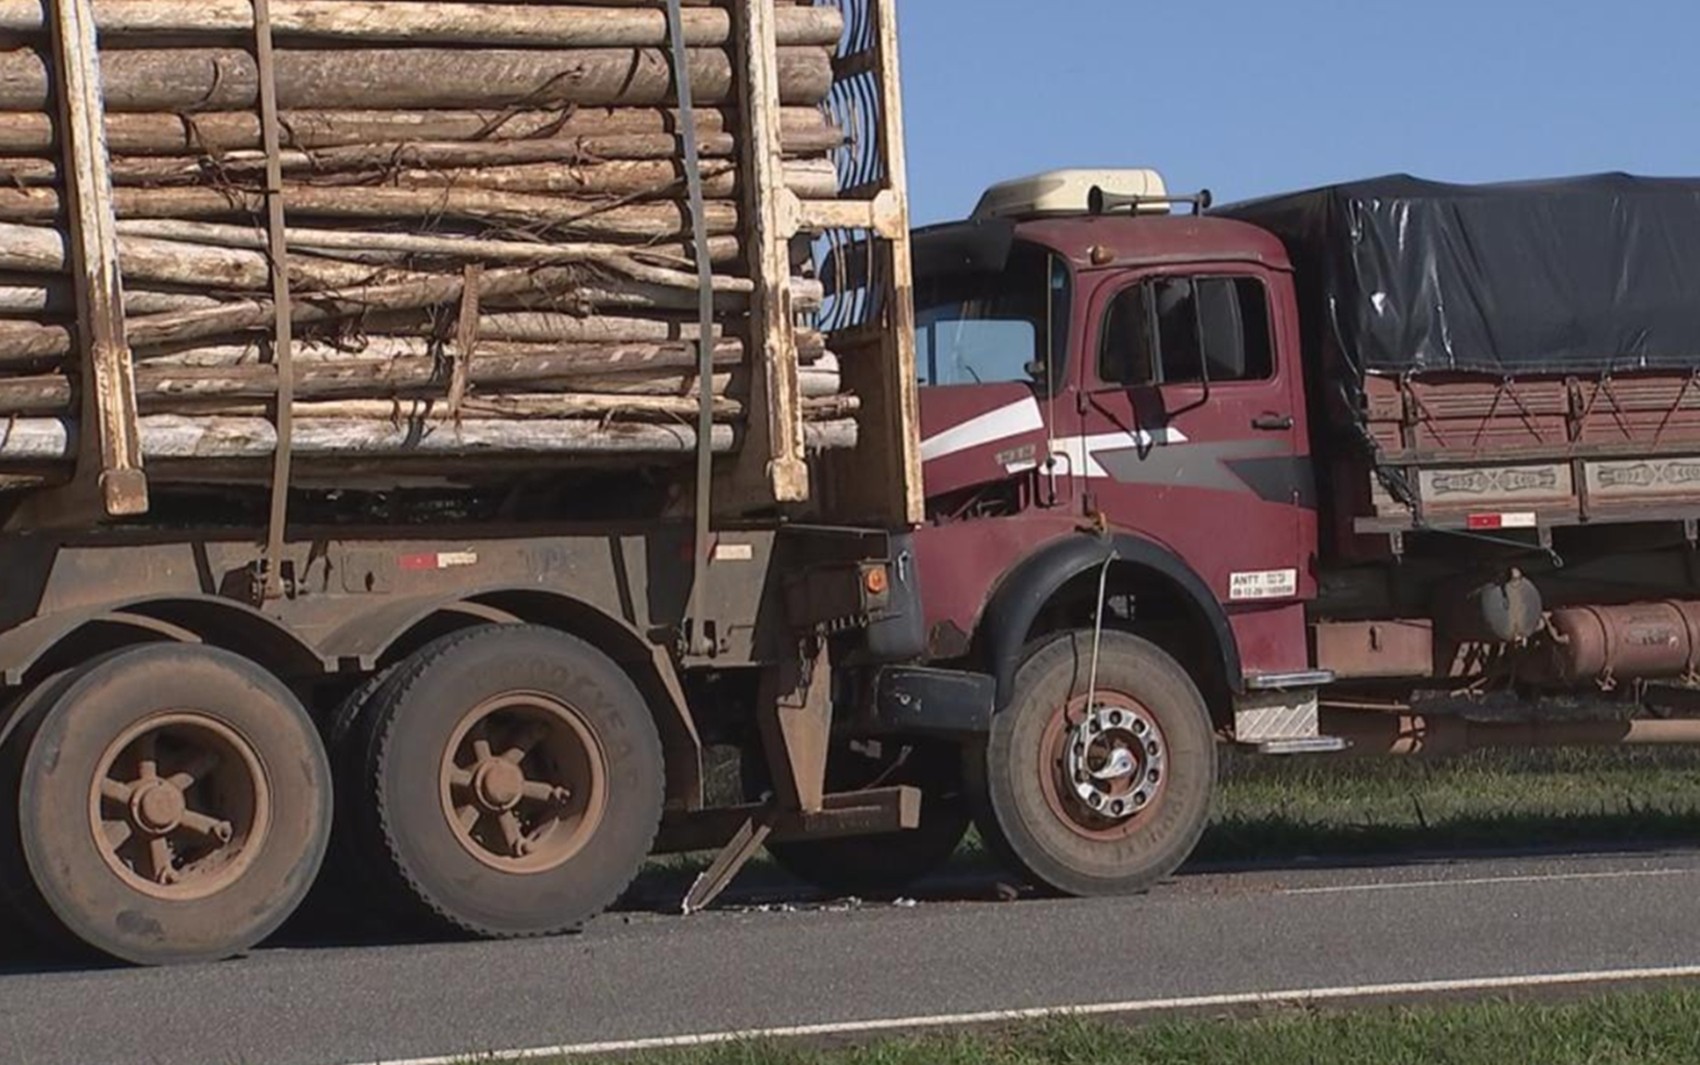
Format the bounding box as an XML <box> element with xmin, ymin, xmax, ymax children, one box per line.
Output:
<box><xmin>816</xmin><ymin>0</ymin><xmax>923</xmax><ymax>526</ymax></box>
<box><xmin>45</xmin><ymin>0</ymin><xmax>147</xmax><ymax>518</ymax></box>
<box><xmin>728</xmin><ymin>0</ymin><xmax>808</xmax><ymax>508</ymax></box>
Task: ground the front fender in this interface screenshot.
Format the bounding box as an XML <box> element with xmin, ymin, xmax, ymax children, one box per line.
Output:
<box><xmin>980</xmin><ymin>532</ymin><xmax>1242</xmax><ymax>706</ymax></box>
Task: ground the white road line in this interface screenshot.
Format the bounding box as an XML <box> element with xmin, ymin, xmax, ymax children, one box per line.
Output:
<box><xmin>1280</xmin><ymin>867</ymin><xmax>1694</xmax><ymax>897</ymax></box>
<box><xmin>357</xmin><ymin>964</ymin><xmax>1700</xmax><ymax>1065</ymax></box>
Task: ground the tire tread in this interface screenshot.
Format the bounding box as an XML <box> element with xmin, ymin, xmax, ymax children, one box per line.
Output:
<box><xmin>357</xmin><ymin>625</ymin><xmax>663</xmax><ymax>939</ymax></box>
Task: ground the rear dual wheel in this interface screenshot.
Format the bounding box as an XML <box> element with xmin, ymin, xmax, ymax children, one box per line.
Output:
<box><xmin>0</xmin><ymin>644</ymin><xmax>331</xmax><ymax>966</ymax></box>
<box><xmin>333</xmin><ymin>625</ymin><xmax>664</xmax><ymax>938</ymax></box>
<box><xmin>968</xmin><ymin>630</ymin><xmax>1216</xmax><ymax>897</ymax></box>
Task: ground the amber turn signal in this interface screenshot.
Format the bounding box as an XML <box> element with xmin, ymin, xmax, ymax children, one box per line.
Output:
<box><xmin>863</xmin><ymin>565</ymin><xmax>889</xmax><ymax>595</ymax></box>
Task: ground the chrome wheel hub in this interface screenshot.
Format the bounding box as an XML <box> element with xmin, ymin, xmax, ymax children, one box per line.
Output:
<box><xmin>1064</xmin><ymin>703</ymin><xmax>1166</xmax><ymax>822</ymax></box>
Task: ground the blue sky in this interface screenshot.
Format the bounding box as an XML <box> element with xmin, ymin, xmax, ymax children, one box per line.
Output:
<box><xmin>896</xmin><ymin>0</ymin><xmax>1700</xmax><ymax>223</ymax></box>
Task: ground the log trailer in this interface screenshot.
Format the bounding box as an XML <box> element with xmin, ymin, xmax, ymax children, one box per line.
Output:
<box><xmin>0</xmin><ymin>0</ymin><xmax>951</xmax><ymax>965</ymax></box>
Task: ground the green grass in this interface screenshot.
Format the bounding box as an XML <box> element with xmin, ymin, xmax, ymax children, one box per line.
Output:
<box><xmin>489</xmin><ymin>987</ymin><xmax>1700</xmax><ymax>1064</ymax></box>
<box><xmin>1204</xmin><ymin>745</ymin><xmax>1700</xmax><ymax>863</ymax></box>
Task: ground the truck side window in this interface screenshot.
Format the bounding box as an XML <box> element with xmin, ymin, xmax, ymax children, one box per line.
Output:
<box><xmin>1100</xmin><ymin>276</ymin><xmax>1274</xmax><ymax>385</ymax></box>
<box><xmin>1099</xmin><ymin>281</ymin><xmax>1157</xmax><ymax>385</ymax></box>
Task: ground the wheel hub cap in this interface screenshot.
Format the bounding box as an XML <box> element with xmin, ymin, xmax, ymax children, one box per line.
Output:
<box><xmin>472</xmin><ymin>758</ymin><xmax>526</xmax><ymax>811</ymax></box>
<box><xmin>131</xmin><ymin>780</ymin><xmax>186</xmax><ymax>835</ymax></box>
<box><xmin>440</xmin><ymin>693</ymin><xmax>609</xmax><ymax>875</ymax></box>
<box><xmin>91</xmin><ymin>713</ymin><xmax>267</xmax><ymax>899</ymax></box>
<box><xmin>1065</xmin><ymin>703</ymin><xmax>1166</xmax><ymax>822</ymax></box>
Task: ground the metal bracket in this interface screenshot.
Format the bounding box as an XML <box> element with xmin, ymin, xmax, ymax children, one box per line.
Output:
<box><xmin>756</xmin><ymin>642</ymin><xmax>833</xmax><ymax>813</ymax></box>
<box><xmin>1244</xmin><ymin>670</ymin><xmax>1336</xmax><ymax>691</ymax></box>
<box><xmin>671</xmin><ymin>785</ymin><xmax>922</xmax><ymax>911</ymax></box>
<box><xmin>253</xmin><ymin>0</ymin><xmax>295</xmax><ymax>599</ymax></box>
<box><xmin>1258</xmin><ymin>736</ymin><xmax>1350</xmax><ymax>755</ymax></box>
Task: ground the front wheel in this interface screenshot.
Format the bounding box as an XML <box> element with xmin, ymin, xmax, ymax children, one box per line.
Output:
<box><xmin>967</xmin><ymin>630</ymin><xmax>1216</xmax><ymax>897</ymax></box>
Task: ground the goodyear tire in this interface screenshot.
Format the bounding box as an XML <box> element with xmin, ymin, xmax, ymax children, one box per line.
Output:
<box><xmin>345</xmin><ymin>625</ymin><xmax>664</xmax><ymax>938</ymax></box>
<box><xmin>968</xmin><ymin>630</ymin><xmax>1215</xmax><ymax>896</ymax></box>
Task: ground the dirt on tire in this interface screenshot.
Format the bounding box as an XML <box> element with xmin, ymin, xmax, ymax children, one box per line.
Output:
<box><xmin>968</xmin><ymin>629</ymin><xmax>1216</xmax><ymax>897</ymax></box>
<box><xmin>342</xmin><ymin>624</ymin><xmax>664</xmax><ymax>939</ymax></box>
<box><xmin>0</xmin><ymin>644</ymin><xmax>331</xmax><ymax>965</ymax></box>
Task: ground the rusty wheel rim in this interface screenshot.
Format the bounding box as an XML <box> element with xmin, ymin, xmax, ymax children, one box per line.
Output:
<box><xmin>87</xmin><ymin>712</ymin><xmax>271</xmax><ymax>901</ymax></box>
<box><xmin>1038</xmin><ymin>690</ymin><xmax>1169</xmax><ymax>842</ymax></box>
<box><xmin>438</xmin><ymin>692</ymin><xmax>608</xmax><ymax>875</ymax></box>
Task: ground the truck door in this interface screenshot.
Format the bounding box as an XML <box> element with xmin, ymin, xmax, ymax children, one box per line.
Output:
<box><xmin>1078</xmin><ymin>266</ymin><xmax>1313</xmax><ymax>607</ymax></box>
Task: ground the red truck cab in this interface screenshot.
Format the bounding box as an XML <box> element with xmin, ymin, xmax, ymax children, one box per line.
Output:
<box><xmin>905</xmin><ymin>171</ymin><xmax>1329</xmax><ymax>895</ymax></box>
<box><xmin>888</xmin><ymin>168</ymin><xmax>1700</xmax><ymax>901</ymax></box>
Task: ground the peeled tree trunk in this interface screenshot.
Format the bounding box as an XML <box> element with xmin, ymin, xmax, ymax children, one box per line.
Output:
<box><xmin>0</xmin><ymin>415</ymin><xmax>859</xmax><ymax>462</ymax></box>
<box><xmin>0</xmin><ymin>2</ymin><xmax>844</xmax><ymax>48</ymax></box>
<box><xmin>0</xmin><ymin>348</ymin><xmax>844</xmax><ymax>414</ymax></box>
<box><xmin>0</xmin><ymin>46</ymin><xmax>834</xmax><ymax>111</ymax></box>
<box><xmin>0</xmin><ymin>0</ymin><xmax>869</xmax><ymax>500</ymax></box>
<box><xmin>0</xmin><ymin>106</ymin><xmax>841</xmax><ymax>155</ymax></box>
<box><xmin>0</xmin><ymin>156</ymin><xmax>840</xmax><ymax>198</ymax></box>
<box><xmin>0</xmin><ymin>186</ymin><xmax>746</xmax><ymax>235</ymax></box>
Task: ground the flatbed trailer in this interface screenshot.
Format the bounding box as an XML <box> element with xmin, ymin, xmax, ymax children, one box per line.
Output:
<box><xmin>0</xmin><ymin>0</ymin><xmax>962</xmax><ymax>966</ymax></box>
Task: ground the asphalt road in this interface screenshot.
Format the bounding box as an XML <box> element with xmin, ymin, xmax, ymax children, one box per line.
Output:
<box><xmin>4</xmin><ymin>850</ymin><xmax>1700</xmax><ymax>1065</ymax></box>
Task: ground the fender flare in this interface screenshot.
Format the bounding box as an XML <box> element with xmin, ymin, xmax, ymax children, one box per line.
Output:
<box><xmin>0</xmin><ymin>595</ymin><xmax>330</xmax><ymax>687</ymax></box>
<box><xmin>318</xmin><ymin>591</ymin><xmax>523</xmax><ymax>669</ymax></box>
<box><xmin>979</xmin><ymin>532</ymin><xmax>1242</xmax><ymax>706</ymax></box>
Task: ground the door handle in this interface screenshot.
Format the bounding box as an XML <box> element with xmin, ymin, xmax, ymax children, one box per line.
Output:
<box><xmin>1252</xmin><ymin>412</ymin><xmax>1294</xmax><ymax>431</ymax></box>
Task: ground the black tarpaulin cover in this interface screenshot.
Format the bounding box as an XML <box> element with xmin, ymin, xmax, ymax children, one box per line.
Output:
<box><xmin>1216</xmin><ymin>173</ymin><xmax>1700</xmax><ymax>376</ymax></box>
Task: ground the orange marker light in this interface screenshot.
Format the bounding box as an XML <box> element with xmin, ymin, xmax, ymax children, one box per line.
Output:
<box><xmin>864</xmin><ymin>565</ymin><xmax>889</xmax><ymax>595</ymax></box>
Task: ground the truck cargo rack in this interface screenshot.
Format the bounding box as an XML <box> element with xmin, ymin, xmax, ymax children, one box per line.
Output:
<box><xmin>1355</xmin><ymin>370</ymin><xmax>1700</xmax><ymax>539</ymax></box>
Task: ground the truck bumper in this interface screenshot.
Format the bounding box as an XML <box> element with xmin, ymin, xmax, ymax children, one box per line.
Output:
<box><xmin>872</xmin><ymin>665</ymin><xmax>995</xmax><ymax>738</ymax></box>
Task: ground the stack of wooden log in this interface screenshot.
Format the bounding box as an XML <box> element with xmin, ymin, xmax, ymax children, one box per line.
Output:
<box><xmin>0</xmin><ymin>0</ymin><xmax>857</xmax><ymax>490</ymax></box>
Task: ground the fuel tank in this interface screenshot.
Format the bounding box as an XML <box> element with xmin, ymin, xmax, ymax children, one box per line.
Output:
<box><xmin>1537</xmin><ymin>600</ymin><xmax>1700</xmax><ymax>686</ymax></box>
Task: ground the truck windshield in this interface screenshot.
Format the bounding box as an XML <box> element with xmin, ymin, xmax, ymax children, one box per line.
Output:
<box><xmin>914</xmin><ymin>244</ymin><xmax>1069</xmax><ymax>391</ymax></box>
